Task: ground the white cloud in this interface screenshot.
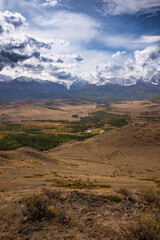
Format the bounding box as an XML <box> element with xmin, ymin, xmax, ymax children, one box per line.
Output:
<box><xmin>124</xmin><ymin>45</ymin><xmax>160</xmax><ymax>81</ymax></box>
<box><xmin>135</xmin><ymin>35</ymin><xmax>160</xmax><ymax>43</ymax></box>
<box><xmin>42</xmin><ymin>0</ymin><xmax>61</xmax><ymax>8</ymax></box>
<box><xmin>102</xmin><ymin>0</ymin><xmax>160</xmax><ymax>15</ymax></box>
<box><xmin>32</xmin><ymin>11</ymin><xmax>100</xmax><ymax>43</ymax></box>
<box><xmin>112</xmin><ymin>51</ymin><xmax>126</xmax><ymax>58</ymax></box>
<box><xmin>0</xmin><ymin>0</ymin><xmax>4</xmax><ymax>10</ymax></box>
<box><xmin>0</xmin><ymin>10</ymin><xmax>160</xmax><ymax>86</ymax></box>
<box><xmin>91</xmin><ymin>45</ymin><xmax>160</xmax><ymax>84</ymax></box>
<box><xmin>96</xmin><ymin>33</ymin><xmax>160</xmax><ymax>50</ymax></box>
<box><xmin>0</xmin><ymin>10</ymin><xmax>27</xmax><ymax>33</ymax></box>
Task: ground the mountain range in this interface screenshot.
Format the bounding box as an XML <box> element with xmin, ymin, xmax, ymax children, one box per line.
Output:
<box><xmin>0</xmin><ymin>75</ymin><xmax>160</xmax><ymax>101</ymax></box>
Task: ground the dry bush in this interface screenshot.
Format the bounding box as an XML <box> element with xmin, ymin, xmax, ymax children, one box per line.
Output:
<box><xmin>121</xmin><ymin>214</ymin><xmax>160</xmax><ymax>240</ymax></box>
<box><xmin>117</xmin><ymin>187</ymin><xmax>131</xmax><ymax>197</ymax></box>
<box><xmin>23</xmin><ymin>190</ymin><xmax>68</xmax><ymax>223</ymax></box>
<box><xmin>140</xmin><ymin>187</ymin><xmax>160</xmax><ymax>208</ymax></box>
<box><xmin>43</xmin><ymin>189</ymin><xmax>62</xmax><ymax>200</ymax></box>
<box><xmin>23</xmin><ymin>194</ymin><xmax>55</xmax><ymax>221</ymax></box>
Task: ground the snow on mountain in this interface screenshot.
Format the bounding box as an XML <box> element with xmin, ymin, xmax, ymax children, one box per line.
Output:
<box><xmin>13</xmin><ymin>76</ymin><xmax>46</xmax><ymax>83</ymax></box>
<box><xmin>69</xmin><ymin>79</ymin><xmax>89</xmax><ymax>90</ymax></box>
<box><xmin>96</xmin><ymin>77</ymin><xmax>136</xmax><ymax>86</ymax></box>
<box><xmin>1</xmin><ymin>73</ymin><xmax>160</xmax><ymax>89</ymax></box>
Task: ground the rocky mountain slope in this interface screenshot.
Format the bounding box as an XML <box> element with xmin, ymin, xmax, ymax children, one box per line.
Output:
<box><xmin>0</xmin><ymin>75</ymin><xmax>160</xmax><ymax>100</ymax></box>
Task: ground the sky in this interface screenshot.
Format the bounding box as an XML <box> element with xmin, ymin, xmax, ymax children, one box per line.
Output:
<box><xmin>0</xmin><ymin>0</ymin><xmax>160</xmax><ymax>86</ymax></box>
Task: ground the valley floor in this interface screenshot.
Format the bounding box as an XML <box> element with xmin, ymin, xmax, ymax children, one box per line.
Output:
<box><xmin>0</xmin><ymin>98</ymin><xmax>160</xmax><ymax>239</ymax></box>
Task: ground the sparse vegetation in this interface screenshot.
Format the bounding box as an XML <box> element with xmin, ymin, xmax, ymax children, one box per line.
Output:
<box><xmin>140</xmin><ymin>178</ymin><xmax>160</xmax><ymax>187</ymax></box>
<box><xmin>98</xmin><ymin>194</ymin><xmax>123</xmax><ymax>202</ymax></box>
<box><xmin>72</xmin><ymin>114</ymin><xmax>78</xmax><ymax>118</ymax></box>
<box><xmin>23</xmin><ymin>194</ymin><xmax>55</xmax><ymax>221</ymax></box>
<box><xmin>140</xmin><ymin>187</ymin><xmax>160</xmax><ymax>208</ymax></box>
<box><xmin>121</xmin><ymin>213</ymin><xmax>160</xmax><ymax>240</ymax></box>
<box><xmin>1</xmin><ymin>187</ymin><xmax>160</xmax><ymax>240</ymax></box>
<box><xmin>23</xmin><ymin>190</ymin><xmax>68</xmax><ymax>224</ymax></box>
<box><xmin>24</xmin><ymin>173</ymin><xmax>44</xmax><ymax>178</ymax></box>
<box><xmin>0</xmin><ymin>98</ymin><xmax>160</xmax><ymax>239</ymax></box>
<box><xmin>45</xmin><ymin>179</ymin><xmax>111</xmax><ymax>189</ymax></box>
<box><xmin>117</xmin><ymin>187</ymin><xmax>131</xmax><ymax>197</ymax></box>
<box><xmin>151</xmin><ymin>96</ymin><xmax>160</xmax><ymax>104</ymax></box>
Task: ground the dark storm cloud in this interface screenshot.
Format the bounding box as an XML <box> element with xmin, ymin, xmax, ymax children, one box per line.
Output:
<box><xmin>0</xmin><ymin>49</ymin><xmax>41</xmax><ymax>70</ymax></box>
<box><xmin>51</xmin><ymin>70</ymin><xmax>79</xmax><ymax>82</ymax></box>
<box><xmin>0</xmin><ymin>50</ymin><xmax>31</xmax><ymax>63</ymax></box>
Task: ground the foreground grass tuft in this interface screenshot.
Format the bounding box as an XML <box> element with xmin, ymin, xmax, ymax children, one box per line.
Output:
<box><xmin>23</xmin><ymin>190</ymin><xmax>68</xmax><ymax>224</ymax></box>
<box><xmin>23</xmin><ymin>194</ymin><xmax>54</xmax><ymax>221</ymax></box>
<box><xmin>140</xmin><ymin>187</ymin><xmax>160</xmax><ymax>208</ymax></box>
<box><xmin>121</xmin><ymin>213</ymin><xmax>160</xmax><ymax>240</ymax></box>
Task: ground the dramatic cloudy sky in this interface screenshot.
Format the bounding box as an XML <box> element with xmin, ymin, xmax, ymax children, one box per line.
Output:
<box><xmin>0</xmin><ymin>0</ymin><xmax>160</xmax><ymax>85</ymax></box>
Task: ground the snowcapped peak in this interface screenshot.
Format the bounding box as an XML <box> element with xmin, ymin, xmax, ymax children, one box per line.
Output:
<box><xmin>69</xmin><ymin>79</ymin><xmax>89</xmax><ymax>90</ymax></box>
<box><xmin>96</xmin><ymin>77</ymin><xmax>136</xmax><ymax>86</ymax></box>
<box><xmin>14</xmin><ymin>76</ymin><xmax>45</xmax><ymax>83</ymax></box>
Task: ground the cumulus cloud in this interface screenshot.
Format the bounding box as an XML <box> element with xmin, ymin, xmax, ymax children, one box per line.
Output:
<box><xmin>112</xmin><ymin>51</ymin><xmax>126</xmax><ymax>58</ymax></box>
<box><xmin>0</xmin><ymin>10</ymin><xmax>26</xmax><ymax>33</ymax></box>
<box><xmin>0</xmin><ymin>11</ymin><xmax>49</xmax><ymax>71</ymax></box>
<box><xmin>126</xmin><ymin>45</ymin><xmax>160</xmax><ymax>81</ymax></box>
<box><xmin>0</xmin><ymin>10</ymin><xmax>160</xmax><ymax>86</ymax></box>
<box><xmin>0</xmin><ymin>10</ymin><xmax>88</xmax><ymax>85</ymax></box>
<box><xmin>102</xmin><ymin>0</ymin><xmax>160</xmax><ymax>15</ymax></box>
<box><xmin>92</xmin><ymin>45</ymin><xmax>160</xmax><ymax>85</ymax></box>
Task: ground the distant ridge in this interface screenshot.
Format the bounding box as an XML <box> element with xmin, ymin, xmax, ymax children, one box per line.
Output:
<box><xmin>0</xmin><ymin>75</ymin><xmax>159</xmax><ymax>100</ymax></box>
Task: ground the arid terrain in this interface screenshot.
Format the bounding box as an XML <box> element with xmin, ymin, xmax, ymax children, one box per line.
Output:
<box><xmin>0</xmin><ymin>98</ymin><xmax>97</xmax><ymax>122</ymax></box>
<box><xmin>0</xmin><ymin>98</ymin><xmax>160</xmax><ymax>239</ymax></box>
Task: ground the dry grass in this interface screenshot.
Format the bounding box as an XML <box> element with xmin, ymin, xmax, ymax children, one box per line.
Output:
<box><xmin>23</xmin><ymin>190</ymin><xmax>69</xmax><ymax>224</ymax></box>
<box><xmin>117</xmin><ymin>187</ymin><xmax>131</xmax><ymax>197</ymax></box>
<box><xmin>140</xmin><ymin>187</ymin><xmax>160</xmax><ymax>208</ymax></box>
<box><xmin>121</xmin><ymin>213</ymin><xmax>160</xmax><ymax>240</ymax></box>
<box><xmin>1</xmin><ymin>187</ymin><xmax>160</xmax><ymax>240</ymax></box>
<box><xmin>45</xmin><ymin>179</ymin><xmax>111</xmax><ymax>189</ymax></box>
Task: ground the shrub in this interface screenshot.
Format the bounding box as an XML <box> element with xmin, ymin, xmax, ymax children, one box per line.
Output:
<box><xmin>121</xmin><ymin>214</ymin><xmax>160</xmax><ymax>240</ymax></box>
<box><xmin>117</xmin><ymin>187</ymin><xmax>131</xmax><ymax>197</ymax></box>
<box><xmin>140</xmin><ymin>187</ymin><xmax>160</xmax><ymax>208</ymax></box>
<box><xmin>23</xmin><ymin>190</ymin><xmax>68</xmax><ymax>224</ymax></box>
<box><xmin>23</xmin><ymin>194</ymin><xmax>54</xmax><ymax>221</ymax></box>
<box><xmin>98</xmin><ymin>194</ymin><xmax>123</xmax><ymax>203</ymax></box>
<box><xmin>72</xmin><ymin>114</ymin><xmax>78</xmax><ymax>118</ymax></box>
